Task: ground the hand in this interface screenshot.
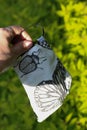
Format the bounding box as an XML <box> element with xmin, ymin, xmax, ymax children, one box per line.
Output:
<box><xmin>0</xmin><ymin>25</ymin><xmax>33</xmax><ymax>73</ymax></box>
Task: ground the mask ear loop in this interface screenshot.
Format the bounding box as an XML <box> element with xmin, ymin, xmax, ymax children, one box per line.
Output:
<box><xmin>42</xmin><ymin>27</ymin><xmax>45</xmax><ymax>37</ymax></box>
<box><xmin>28</xmin><ymin>24</ymin><xmax>45</xmax><ymax>44</ymax></box>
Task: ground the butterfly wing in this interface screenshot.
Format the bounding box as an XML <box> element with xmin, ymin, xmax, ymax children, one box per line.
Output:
<box><xmin>34</xmin><ymin>80</ymin><xmax>67</xmax><ymax>112</ymax></box>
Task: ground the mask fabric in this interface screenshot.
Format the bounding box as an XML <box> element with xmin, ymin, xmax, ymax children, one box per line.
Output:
<box><xmin>14</xmin><ymin>36</ymin><xmax>72</xmax><ymax>122</ymax></box>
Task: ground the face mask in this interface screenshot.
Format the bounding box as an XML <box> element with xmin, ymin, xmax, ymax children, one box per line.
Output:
<box><xmin>14</xmin><ymin>36</ymin><xmax>72</xmax><ymax>122</ymax></box>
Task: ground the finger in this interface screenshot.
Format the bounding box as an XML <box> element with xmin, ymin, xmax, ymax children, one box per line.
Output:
<box><xmin>11</xmin><ymin>29</ymin><xmax>33</xmax><ymax>45</ymax></box>
<box><xmin>10</xmin><ymin>25</ymin><xmax>32</xmax><ymax>41</ymax></box>
<box><xmin>4</xmin><ymin>25</ymin><xmax>32</xmax><ymax>42</ymax></box>
<box><xmin>11</xmin><ymin>40</ymin><xmax>33</xmax><ymax>57</ymax></box>
<box><xmin>21</xmin><ymin>29</ymin><xmax>32</xmax><ymax>41</ymax></box>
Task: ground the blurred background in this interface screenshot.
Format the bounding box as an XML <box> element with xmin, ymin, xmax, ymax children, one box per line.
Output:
<box><xmin>0</xmin><ymin>0</ymin><xmax>87</xmax><ymax>130</ymax></box>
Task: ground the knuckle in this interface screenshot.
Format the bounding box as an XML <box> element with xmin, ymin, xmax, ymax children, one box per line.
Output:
<box><xmin>0</xmin><ymin>28</ymin><xmax>5</xmax><ymax>34</ymax></box>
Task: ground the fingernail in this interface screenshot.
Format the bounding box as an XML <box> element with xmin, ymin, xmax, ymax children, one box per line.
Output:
<box><xmin>22</xmin><ymin>31</ymin><xmax>32</xmax><ymax>41</ymax></box>
<box><xmin>24</xmin><ymin>41</ymin><xmax>33</xmax><ymax>48</ymax></box>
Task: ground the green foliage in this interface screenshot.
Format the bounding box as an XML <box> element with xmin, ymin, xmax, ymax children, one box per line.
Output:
<box><xmin>0</xmin><ymin>0</ymin><xmax>87</xmax><ymax>130</ymax></box>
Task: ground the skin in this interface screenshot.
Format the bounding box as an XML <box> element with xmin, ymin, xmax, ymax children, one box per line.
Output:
<box><xmin>0</xmin><ymin>25</ymin><xmax>33</xmax><ymax>73</ymax></box>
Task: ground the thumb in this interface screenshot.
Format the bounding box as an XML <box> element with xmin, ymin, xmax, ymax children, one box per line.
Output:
<box><xmin>11</xmin><ymin>39</ymin><xmax>33</xmax><ymax>57</ymax></box>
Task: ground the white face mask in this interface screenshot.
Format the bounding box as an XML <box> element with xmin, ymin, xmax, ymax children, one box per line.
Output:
<box><xmin>14</xmin><ymin>36</ymin><xmax>72</xmax><ymax>122</ymax></box>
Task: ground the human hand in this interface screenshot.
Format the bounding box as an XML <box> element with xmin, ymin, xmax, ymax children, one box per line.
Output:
<box><xmin>0</xmin><ymin>25</ymin><xmax>33</xmax><ymax>73</ymax></box>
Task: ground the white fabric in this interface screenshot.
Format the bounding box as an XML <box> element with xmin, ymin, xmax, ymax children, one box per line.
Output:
<box><xmin>14</xmin><ymin>36</ymin><xmax>72</xmax><ymax>122</ymax></box>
